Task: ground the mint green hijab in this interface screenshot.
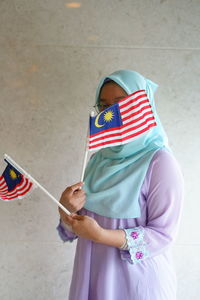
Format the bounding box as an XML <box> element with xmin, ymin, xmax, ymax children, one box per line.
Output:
<box><xmin>83</xmin><ymin>70</ymin><xmax>170</xmax><ymax>219</ymax></box>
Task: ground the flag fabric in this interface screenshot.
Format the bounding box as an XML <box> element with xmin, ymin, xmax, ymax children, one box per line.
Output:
<box><xmin>0</xmin><ymin>159</ymin><xmax>37</xmax><ymax>201</ymax></box>
<box><xmin>89</xmin><ymin>89</ymin><xmax>157</xmax><ymax>151</ymax></box>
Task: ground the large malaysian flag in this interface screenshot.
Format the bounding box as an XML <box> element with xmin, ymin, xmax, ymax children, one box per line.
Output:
<box><xmin>89</xmin><ymin>89</ymin><xmax>157</xmax><ymax>151</ymax></box>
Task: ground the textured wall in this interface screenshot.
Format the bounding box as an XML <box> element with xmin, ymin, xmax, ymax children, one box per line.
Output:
<box><xmin>0</xmin><ymin>1</ymin><xmax>199</xmax><ymax>299</ymax></box>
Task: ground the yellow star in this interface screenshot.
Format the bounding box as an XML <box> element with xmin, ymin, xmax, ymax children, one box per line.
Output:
<box><xmin>104</xmin><ymin>110</ymin><xmax>114</xmax><ymax>122</ymax></box>
<box><xmin>9</xmin><ymin>169</ymin><xmax>17</xmax><ymax>180</ymax></box>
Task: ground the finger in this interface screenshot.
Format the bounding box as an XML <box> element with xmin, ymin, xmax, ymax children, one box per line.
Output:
<box><xmin>70</xmin><ymin>182</ymin><xmax>84</xmax><ymax>193</ymax></box>
<box><xmin>72</xmin><ymin>215</ymin><xmax>84</xmax><ymax>220</ymax></box>
<box><xmin>64</xmin><ymin>215</ymin><xmax>74</xmax><ymax>225</ymax></box>
<box><xmin>61</xmin><ymin>217</ymin><xmax>71</xmax><ymax>226</ymax></box>
<box><xmin>61</xmin><ymin>182</ymin><xmax>83</xmax><ymax>196</ymax></box>
<box><xmin>70</xmin><ymin>212</ymin><xmax>78</xmax><ymax>217</ymax></box>
<box><xmin>64</xmin><ymin>219</ymin><xmax>72</xmax><ymax>226</ymax></box>
<box><xmin>73</xmin><ymin>189</ymin><xmax>85</xmax><ymax>197</ymax></box>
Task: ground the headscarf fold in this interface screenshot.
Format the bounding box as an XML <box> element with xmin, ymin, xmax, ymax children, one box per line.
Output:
<box><xmin>83</xmin><ymin>70</ymin><xmax>170</xmax><ymax>219</ymax></box>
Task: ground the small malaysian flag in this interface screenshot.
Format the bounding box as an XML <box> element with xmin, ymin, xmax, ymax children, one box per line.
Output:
<box><xmin>89</xmin><ymin>90</ymin><xmax>157</xmax><ymax>151</ymax></box>
<box><xmin>0</xmin><ymin>159</ymin><xmax>37</xmax><ymax>201</ymax></box>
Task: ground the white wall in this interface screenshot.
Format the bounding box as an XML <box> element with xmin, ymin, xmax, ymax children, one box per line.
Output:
<box><xmin>0</xmin><ymin>1</ymin><xmax>199</xmax><ymax>299</ymax></box>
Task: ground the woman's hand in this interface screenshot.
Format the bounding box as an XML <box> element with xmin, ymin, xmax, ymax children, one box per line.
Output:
<box><xmin>63</xmin><ymin>214</ymin><xmax>104</xmax><ymax>243</ymax></box>
<box><xmin>58</xmin><ymin>182</ymin><xmax>86</xmax><ymax>222</ymax></box>
<box><xmin>61</xmin><ymin>213</ymin><xmax>126</xmax><ymax>248</ymax></box>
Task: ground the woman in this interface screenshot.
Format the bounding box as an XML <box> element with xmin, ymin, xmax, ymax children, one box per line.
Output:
<box><xmin>57</xmin><ymin>70</ymin><xmax>184</xmax><ymax>300</ymax></box>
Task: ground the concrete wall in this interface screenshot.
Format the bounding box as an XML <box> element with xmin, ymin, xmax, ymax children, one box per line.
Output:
<box><xmin>0</xmin><ymin>1</ymin><xmax>199</xmax><ymax>299</ymax></box>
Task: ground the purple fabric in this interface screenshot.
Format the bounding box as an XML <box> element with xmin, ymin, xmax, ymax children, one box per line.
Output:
<box><xmin>56</xmin><ymin>149</ymin><xmax>184</xmax><ymax>300</ymax></box>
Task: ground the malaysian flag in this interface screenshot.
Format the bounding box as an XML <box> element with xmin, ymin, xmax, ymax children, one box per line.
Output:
<box><xmin>89</xmin><ymin>89</ymin><xmax>157</xmax><ymax>151</ymax></box>
<box><xmin>0</xmin><ymin>159</ymin><xmax>37</xmax><ymax>201</ymax></box>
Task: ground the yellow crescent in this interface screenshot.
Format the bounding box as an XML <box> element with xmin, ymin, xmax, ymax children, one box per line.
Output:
<box><xmin>95</xmin><ymin>111</ymin><xmax>105</xmax><ymax>128</ymax></box>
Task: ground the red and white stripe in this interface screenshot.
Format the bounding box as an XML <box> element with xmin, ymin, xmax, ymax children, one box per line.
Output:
<box><xmin>89</xmin><ymin>90</ymin><xmax>157</xmax><ymax>150</ymax></box>
<box><xmin>0</xmin><ymin>174</ymin><xmax>35</xmax><ymax>201</ymax></box>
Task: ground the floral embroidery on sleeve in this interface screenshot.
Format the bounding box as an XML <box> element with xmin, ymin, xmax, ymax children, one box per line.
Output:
<box><xmin>123</xmin><ymin>226</ymin><xmax>149</xmax><ymax>264</ymax></box>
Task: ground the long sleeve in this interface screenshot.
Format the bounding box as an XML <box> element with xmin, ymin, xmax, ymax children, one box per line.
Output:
<box><xmin>56</xmin><ymin>218</ymin><xmax>78</xmax><ymax>243</ymax></box>
<box><xmin>120</xmin><ymin>149</ymin><xmax>184</xmax><ymax>264</ymax></box>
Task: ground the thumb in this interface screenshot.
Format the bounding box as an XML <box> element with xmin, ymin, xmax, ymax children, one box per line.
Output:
<box><xmin>64</xmin><ymin>215</ymin><xmax>74</xmax><ymax>225</ymax></box>
<box><xmin>72</xmin><ymin>215</ymin><xmax>84</xmax><ymax>221</ymax></box>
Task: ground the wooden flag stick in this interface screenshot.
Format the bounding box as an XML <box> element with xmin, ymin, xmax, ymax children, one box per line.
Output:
<box><xmin>80</xmin><ymin>113</ymin><xmax>93</xmax><ymax>182</ymax></box>
<box><xmin>80</xmin><ymin>143</ymin><xmax>89</xmax><ymax>182</ymax></box>
<box><xmin>4</xmin><ymin>154</ymin><xmax>71</xmax><ymax>216</ymax></box>
<box><xmin>80</xmin><ymin>151</ymin><xmax>88</xmax><ymax>182</ymax></box>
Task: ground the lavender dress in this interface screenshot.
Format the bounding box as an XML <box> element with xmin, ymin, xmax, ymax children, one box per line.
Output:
<box><xmin>57</xmin><ymin>149</ymin><xmax>184</xmax><ymax>300</ymax></box>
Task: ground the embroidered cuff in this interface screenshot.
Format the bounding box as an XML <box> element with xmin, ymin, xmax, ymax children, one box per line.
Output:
<box><xmin>123</xmin><ymin>226</ymin><xmax>149</xmax><ymax>264</ymax></box>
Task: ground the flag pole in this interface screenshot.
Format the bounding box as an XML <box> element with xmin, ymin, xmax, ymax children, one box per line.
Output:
<box><xmin>80</xmin><ymin>112</ymin><xmax>93</xmax><ymax>182</ymax></box>
<box><xmin>3</xmin><ymin>154</ymin><xmax>71</xmax><ymax>216</ymax></box>
<box><xmin>80</xmin><ymin>131</ymin><xmax>89</xmax><ymax>182</ymax></box>
<box><xmin>80</xmin><ymin>149</ymin><xmax>88</xmax><ymax>182</ymax></box>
